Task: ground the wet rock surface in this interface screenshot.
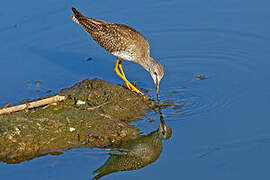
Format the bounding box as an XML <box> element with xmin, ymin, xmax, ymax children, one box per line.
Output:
<box><xmin>0</xmin><ymin>78</ymin><xmax>156</xmax><ymax>164</ymax></box>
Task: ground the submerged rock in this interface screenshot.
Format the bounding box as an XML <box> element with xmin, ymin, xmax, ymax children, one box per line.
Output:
<box><xmin>0</xmin><ymin>78</ymin><xmax>156</xmax><ymax>164</ymax></box>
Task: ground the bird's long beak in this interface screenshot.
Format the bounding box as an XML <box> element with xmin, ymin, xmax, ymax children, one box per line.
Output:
<box><xmin>156</xmin><ymin>86</ymin><xmax>160</xmax><ymax>102</ymax></box>
<box><xmin>158</xmin><ymin>110</ymin><xmax>172</xmax><ymax>140</ymax></box>
<box><xmin>159</xmin><ymin>109</ymin><xmax>166</xmax><ymax>131</ymax></box>
<box><xmin>156</xmin><ymin>78</ymin><xmax>160</xmax><ymax>102</ymax></box>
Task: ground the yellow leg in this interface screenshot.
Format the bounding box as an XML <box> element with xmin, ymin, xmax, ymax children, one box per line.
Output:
<box><xmin>114</xmin><ymin>58</ymin><xmax>144</xmax><ymax>95</ymax></box>
<box><xmin>119</xmin><ymin>59</ymin><xmax>131</xmax><ymax>89</ymax></box>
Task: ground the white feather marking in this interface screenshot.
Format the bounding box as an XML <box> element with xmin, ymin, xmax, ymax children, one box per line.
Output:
<box><xmin>111</xmin><ymin>51</ymin><xmax>136</xmax><ymax>61</ymax></box>
<box><xmin>71</xmin><ymin>15</ymin><xmax>79</xmax><ymax>24</ymax></box>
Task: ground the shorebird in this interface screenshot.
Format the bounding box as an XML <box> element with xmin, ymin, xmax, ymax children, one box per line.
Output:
<box><xmin>92</xmin><ymin>112</ymin><xmax>172</xmax><ymax>179</ymax></box>
<box><xmin>71</xmin><ymin>7</ymin><xmax>164</xmax><ymax>100</ymax></box>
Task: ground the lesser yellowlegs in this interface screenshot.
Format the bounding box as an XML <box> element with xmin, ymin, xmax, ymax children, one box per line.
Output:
<box><xmin>92</xmin><ymin>111</ymin><xmax>171</xmax><ymax>179</ymax></box>
<box><xmin>71</xmin><ymin>7</ymin><xmax>164</xmax><ymax>100</ymax></box>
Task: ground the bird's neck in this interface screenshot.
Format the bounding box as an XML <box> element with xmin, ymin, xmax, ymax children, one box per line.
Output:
<box><xmin>139</xmin><ymin>57</ymin><xmax>155</xmax><ymax>72</ymax></box>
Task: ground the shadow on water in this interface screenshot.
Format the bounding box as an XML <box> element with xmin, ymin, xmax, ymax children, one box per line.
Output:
<box><xmin>92</xmin><ymin>110</ymin><xmax>172</xmax><ymax>180</ymax></box>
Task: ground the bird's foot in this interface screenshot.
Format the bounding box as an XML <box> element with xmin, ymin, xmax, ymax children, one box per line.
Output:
<box><xmin>115</xmin><ymin>58</ymin><xmax>144</xmax><ymax>95</ymax></box>
<box><xmin>128</xmin><ymin>83</ymin><xmax>144</xmax><ymax>95</ymax></box>
<box><xmin>122</xmin><ymin>80</ymin><xmax>143</xmax><ymax>95</ymax></box>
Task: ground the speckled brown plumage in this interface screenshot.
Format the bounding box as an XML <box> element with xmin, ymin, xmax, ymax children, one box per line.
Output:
<box><xmin>71</xmin><ymin>7</ymin><xmax>164</xmax><ymax>99</ymax></box>
<box><xmin>72</xmin><ymin>7</ymin><xmax>149</xmax><ymax>63</ymax></box>
<box><xmin>92</xmin><ymin>113</ymin><xmax>172</xmax><ymax>179</ymax></box>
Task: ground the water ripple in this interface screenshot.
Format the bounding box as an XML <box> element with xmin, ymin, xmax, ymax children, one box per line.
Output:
<box><xmin>161</xmin><ymin>83</ymin><xmax>234</xmax><ymax>121</ymax></box>
<box><xmin>155</xmin><ymin>28</ymin><xmax>256</xmax><ymax>120</ymax></box>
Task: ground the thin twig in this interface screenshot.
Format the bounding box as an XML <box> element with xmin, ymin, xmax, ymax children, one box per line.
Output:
<box><xmin>0</xmin><ymin>95</ymin><xmax>66</xmax><ymax>115</ymax></box>
<box><xmin>87</xmin><ymin>101</ymin><xmax>110</xmax><ymax>110</ymax></box>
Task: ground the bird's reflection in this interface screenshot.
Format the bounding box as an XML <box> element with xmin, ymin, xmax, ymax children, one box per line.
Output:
<box><xmin>92</xmin><ymin>110</ymin><xmax>172</xmax><ymax>179</ymax></box>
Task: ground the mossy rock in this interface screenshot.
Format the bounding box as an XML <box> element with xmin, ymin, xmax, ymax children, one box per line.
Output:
<box><xmin>0</xmin><ymin>78</ymin><xmax>155</xmax><ymax>164</ymax></box>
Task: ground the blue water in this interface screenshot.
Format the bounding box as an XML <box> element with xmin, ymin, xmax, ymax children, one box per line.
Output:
<box><xmin>1</xmin><ymin>0</ymin><xmax>270</xmax><ymax>179</ymax></box>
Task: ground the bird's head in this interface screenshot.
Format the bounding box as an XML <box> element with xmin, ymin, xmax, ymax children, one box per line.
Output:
<box><xmin>149</xmin><ymin>58</ymin><xmax>164</xmax><ymax>101</ymax></box>
<box><xmin>158</xmin><ymin>111</ymin><xmax>172</xmax><ymax>140</ymax></box>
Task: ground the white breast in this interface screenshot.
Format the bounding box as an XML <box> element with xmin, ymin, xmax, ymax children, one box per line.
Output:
<box><xmin>111</xmin><ymin>51</ymin><xmax>136</xmax><ymax>61</ymax></box>
<box><xmin>111</xmin><ymin>43</ymin><xmax>138</xmax><ymax>61</ymax></box>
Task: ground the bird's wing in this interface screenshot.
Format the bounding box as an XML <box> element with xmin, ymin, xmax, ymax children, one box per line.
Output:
<box><xmin>71</xmin><ymin>7</ymin><xmax>149</xmax><ymax>57</ymax></box>
<box><xmin>71</xmin><ymin>7</ymin><xmax>110</xmax><ymax>33</ymax></box>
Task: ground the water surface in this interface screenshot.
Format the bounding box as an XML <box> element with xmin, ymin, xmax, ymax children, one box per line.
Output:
<box><xmin>1</xmin><ymin>0</ymin><xmax>270</xmax><ymax>179</ymax></box>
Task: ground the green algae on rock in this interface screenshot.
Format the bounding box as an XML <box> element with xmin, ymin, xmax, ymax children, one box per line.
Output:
<box><xmin>0</xmin><ymin>78</ymin><xmax>155</xmax><ymax>164</ymax></box>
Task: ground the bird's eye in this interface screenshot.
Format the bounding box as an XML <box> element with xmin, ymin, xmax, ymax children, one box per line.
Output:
<box><xmin>154</xmin><ymin>72</ymin><xmax>157</xmax><ymax>76</ymax></box>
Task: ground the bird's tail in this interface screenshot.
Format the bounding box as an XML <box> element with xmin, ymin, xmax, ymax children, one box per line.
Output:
<box><xmin>71</xmin><ymin>7</ymin><xmax>84</xmax><ymax>24</ymax></box>
<box><xmin>71</xmin><ymin>7</ymin><xmax>107</xmax><ymax>33</ymax></box>
<box><xmin>72</xmin><ymin>7</ymin><xmax>84</xmax><ymax>19</ymax></box>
